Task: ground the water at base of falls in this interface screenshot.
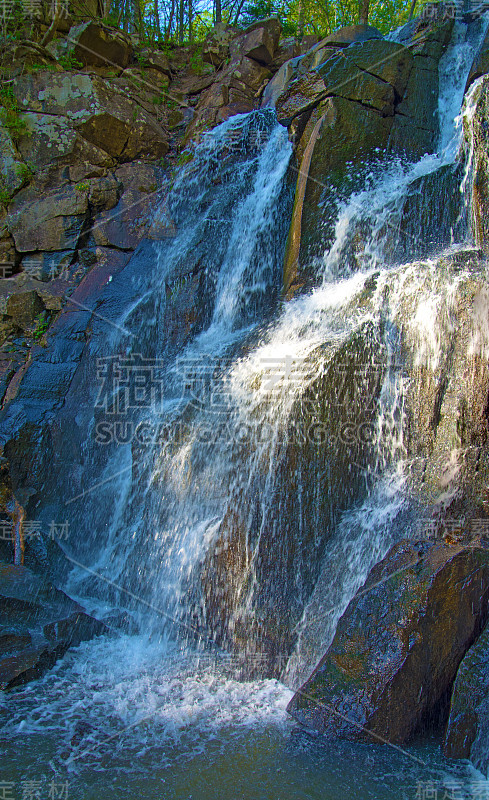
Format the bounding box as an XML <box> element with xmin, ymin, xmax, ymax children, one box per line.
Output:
<box><xmin>1</xmin><ymin>635</ymin><xmax>487</xmax><ymax>800</ymax></box>
<box><xmin>4</xmin><ymin>17</ymin><xmax>489</xmax><ymax>800</ymax></box>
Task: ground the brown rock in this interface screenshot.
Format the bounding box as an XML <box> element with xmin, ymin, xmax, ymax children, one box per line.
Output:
<box><xmin>230</xmin><ymin>18</ymin><xmax>281</xmax><ymax>65</ymax></box>
<box><xmin>138</xmin><ymin>48</ymin><xmax>171</xmax><ymax>76</ymax></box>
<box><xmin>6</xmin><ymin>290</ymin><xmax>45</xmax><ymax>329</ymax></box>
<box><xmin>65</xmin><ymin>22</ymin><xmax>133</xmax><ymax>68</ymax></box>
<box><xmin>89</xmin><ymin>165</ymin><xmax>163</xmax><ymax>249</ymax></box>
<box><xmin>230</xmin><ymin>57</ymin><xmax>272</xmax><ymax>92</ymax></box>
<box><xmin>217</xmin><ymin>101</ymin><xmax>254</xmax><ymax>122</ymax></box>
<box><xmin>202</xmin><ymin>23</ymin><xmax>239</xmax><ymax>67</ymax></box>
<box><xmin>322</xmin><ymin>23</ymin><xmax>383</xmax><ymax>47</ymax></box>
<box><xmin>21</xmin><ymin>251</ymin><xmax>74</xmax><ymax>282</ymax></box>
<box><xmin>12</xmin><ymin>73</ymin><xmax>168</xmax><ymax>163</ymax></box>
<box><xmin>7</xmin><ymin>184</ymin><xmax>89</xmax><ymax>253</ymax></box>
<box><xmin>275</xmin><ymin>71</ymin><xmax>327</xmax><ymax>127</ymax></box>
<box><xmin>88</xmin><ymin>175</ymin><xmax>122</xmax><ymax>210</ymax></box>
<box><xmin>288</xmin><ymin>540</ymin><xmax>489</xmax><ymax>744</ymax></box>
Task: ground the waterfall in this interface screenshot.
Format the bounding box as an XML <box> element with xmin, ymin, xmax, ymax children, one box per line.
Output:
<box><xmin>59</xmin><ymin>16</ymin><xmax>489</xmax><ymax>691</ymax></box>
<box><xmin>5</xmin><ymin>18</ymin><xmax>489</xmax><ymax>800</ymax></box>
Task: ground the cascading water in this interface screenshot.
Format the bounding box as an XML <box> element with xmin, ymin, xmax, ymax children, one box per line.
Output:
<box><xmin>4</xmin><ymin>15</ymin><xmax>489</xmax><ymax>800</ymax></box>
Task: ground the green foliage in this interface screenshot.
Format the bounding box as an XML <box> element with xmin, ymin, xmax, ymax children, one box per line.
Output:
<box><xmin>1</xmin><ymin>0</ymin><xmax>28</xmax><ymax>43</ymax></box>
<box><xmin>135</xmin><ymin>51</ymin><xmax>151</xmax><ymax>68</ymax></box>
<box><xmin>56</xmin><ymin>52</ymin><xmax>84</xmax><ymax>70</ymax></box>
<box><xmin>0</xmin><ymin>86</ymin><xmax>27</xmax><ymax>141</ymax></box>
<box><xmin>188</xmin><ymin>45</ymin><xmax>206</xmax><ymax>75</ymax></box>
<box><xmin>176</xmin><ymin>150</ymin><xmax>194</xmax><ymax>167</ymax></box>
<box><xmin>241</xmin><ymin>0</ymin><xmax>290</xmax><ymax>29</ymax></box>
<box><xmin>32</xmin><ymin>312</ymin><xmax>50</xmax><ymax>342</ymax></box>
<box><xmin>27</xmin><ymin>61</ymin><xmax>58</xmax><ymax>72</ymax></box>
<box><xmin>75</xmin><ymin>181</ymin><xmax>90</xmax><ymax>192</ymax></box>
<box><xmin>14</xmin><ymin>162</ymin><xmax>35</xmax><ymax>183</ymax></box>
<box><xmin>240</xmin><ymin>0</ymin><xmax>422</xmax><ymax>39</ymax></box>
<box><xmin>0</xmin><ymin>179</ymin><xmax>11</xmax><ymax>207</ymax></box>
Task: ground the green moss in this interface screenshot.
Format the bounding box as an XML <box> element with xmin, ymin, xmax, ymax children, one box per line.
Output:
<box><xmin>56</xmin><ymin>52</ymin><xmax>84</xmax><ymax>70</ymax></box>
<box><xmin>188</xmin><ymin>45</ymin><xmax>207</xmax><ymax>75</ymax></box>
<box><xmin>0</xmin><ymin>86</ymin><xmax>28</xmax><ymax>141</ymax></box>
<box><xmin>27</xmin><ymin>62</ymin><xmax>58</xmax><ymax>72</ymax></box>
<box><xmin>0</xmin><ymin>183</ymin><xmax>11</xmax><ymax>207</ymax></box>
<box><xmin>14</xmin><ymin>162</ymin><xmax>35</xmax><ymax>183</ymax></box>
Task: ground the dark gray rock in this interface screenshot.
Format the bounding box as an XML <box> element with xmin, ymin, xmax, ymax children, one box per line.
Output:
<box><xmin>0</xmin><ymin>561</ymin><xmax>108</xmax><ymax>689</ymax></box>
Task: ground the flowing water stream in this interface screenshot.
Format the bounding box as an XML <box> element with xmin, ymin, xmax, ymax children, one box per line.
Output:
<box><xmin>3</xmin><ymin>17</ymin><xmax>489</xmax><ymax>800</ymax></box>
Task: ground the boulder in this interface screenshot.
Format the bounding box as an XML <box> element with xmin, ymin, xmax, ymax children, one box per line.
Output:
<box><xmin>202</xmin><ymin>23</ymin><xmax>239</xmax><ymax>67</ymax></box>
<box><xmin>297</xmin><ymin>45</ymin><xmax>340</xmax><ymax>75</ymax></box>
<box><xmin>89</xmin><ymin>162</ymin><xmax>164</xmax><ymax>250</ymax></box>
<box><xmin>345</xmin><ymin>39</ymin><xmax>413</xmax><ymax>98</ymax></box>
<box><xmin>270</xmin><ymin>37</ymin><xmax>301</xmax><ymax>70</ymax></box>
<box><xmin>261</xmin><ymin>57</ymin><xmax>301</xmax><ymax>108</ymax></box>
<box><xmin>230</xmin><ymin>18</ymin><xmax>281</xmax><ymax>66</ymax></box>
<box><xmin>21</xmin><ymin>251</ymin><xmax>75</xmax><ymax>282</ymax></box>
<box><xmin>275</xmin><ymin>40</ymin><xmax>412</xmax><ymax>129</ymax></box>
<box><xmin>12</xmin><ymin>73</ymin><xmax>168</xmax><ymax>162</ymax></box>
<box><xmin>75</xmin><ymin>80</ymin><xmax>169</xmax><ymax>160</ymax></box>
<box><xmin>17</xmin><ymin>113</ymin><xmax>113</xmax><ymax>175</ymax></box>
<box><xmin>5</xmin><ymin>291</ymin><xmax>44</xmax><ymax>330</ymax></box>
<box><xmin>288</xmin><ymin>540</ymin><xmax>489</xmax><ymax>744</ymax></box>
<box><xmin>444</xmin><ymin>623</ymin><xmax>489</xmax><ymax>774</ymax></box>
<box><xmin>88</xmin><ymin>174</ymin><xmax>122</xmax><ymax>211</ymax></box>
<box><xmin>276</xmin><ymin>71</ymin><xmax>328</xmax><ymax>127</ymax></box>
<box><xmin>0</xmin><ymin>230</ymin><xmax>18</xmax><ymax>275</ymax></box>
<box><xmin>62</xmin><ymin>22</ymin><xmax>133</xmax><ymax>69</ymax></box>
<box><xmin>321</xmin><ymin>24</ymin><xmax>383</xmax><ymax>47</ymax></box>
<box><xmin>230</xmin><ymin>57</ymin><xmax>272</xmax><ymax>93</ymax></box>
<box><xmin>284</xmin><ymin>96</ymin><xmax>393</xmax><ymax>294</ymax></box>
<box><xmin>7</xmin><ymin>184</ymin><xmax>89</xmax><ymax>253</ymax></box>
<box><xmin>0</xmin><ymin>561</ymin><xmax>108</xmax><ymax>689</ymax></box>
<box><xmin>316</xmin><ymin>53</ymin><xmax>396</xmax><ymax>115</ymax></box>
<box><xmin>138</xmin><ymin>48</ymin><xmax>171</xmax><ymax>76</ymax></box>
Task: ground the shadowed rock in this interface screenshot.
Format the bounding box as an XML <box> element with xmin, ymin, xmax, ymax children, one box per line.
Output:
<box><xmin>0</xmin><ymin>561</ymin><xmax>108</xmax><ymax>690</ymax></box>
<box><xmin>288</xmin><ymin>539</ymin><xmax>489</xmax><ymax>743</ymax></box>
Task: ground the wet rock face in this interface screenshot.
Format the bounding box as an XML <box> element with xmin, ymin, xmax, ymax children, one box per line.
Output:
<box><xmin>464</xmin><ymin>75</ymin><xmax>489</xmax><ymax>252</ymax></box>
<box><xmin>275</xmin><ymin>39</ymin><xmax>412</xmax><ymax>128</ymax></box>
<box><xmin>288</xmin><ymin>539</ymin><xmax>489</xmax><ymax>743</ymax></box>
<box><xmin>199</xmin><ymin>322</ymin><xmax>389</xmax><ymax>672</ymax></box>
<box><xmin>466</xmin><ymin>27</ymin><xmax>489</xmax><ymax>92</ymax></box>
<box><xmin>280</xmin><ymin>17</ymin><xmax>455</xmax><ymax>297</ymax></box>
<box><xmin>0</xmin><ymin>561</ymin><xmax>108</xmax><ymax>690</ymax></box>
<box><xmin>444</xmin><ymin>623</ymin><xmax>489</xmax><ymax>775</ymax></box>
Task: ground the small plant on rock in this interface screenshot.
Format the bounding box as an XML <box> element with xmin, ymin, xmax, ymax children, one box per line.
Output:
<box><xmin>56</xmin><ymin>52</ymin><xmax>84</xmax><ymax>70</ymax></box>
<box><xmin>32</xmin><ymin>311</ymin><xmax>50</xmax><ymax>343</ymax></box>
<box><xmin>0</xmin><ymin>85</ymin><xmax>27</xmax><ymax>142</ymax></box>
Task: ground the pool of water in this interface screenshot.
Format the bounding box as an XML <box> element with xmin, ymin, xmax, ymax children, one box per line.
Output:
<box><xmin>1</xmin><ymin>634</ymin><xmax>488</xmax><ymax>800</ymax></box>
